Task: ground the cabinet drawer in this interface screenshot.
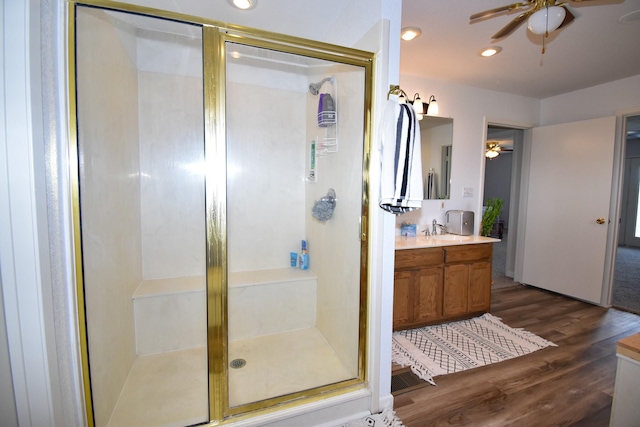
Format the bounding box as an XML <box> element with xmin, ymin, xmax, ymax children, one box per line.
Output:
<box><xmin>444</xmin><ymin>243</ymin><xmax>492</xmax><ymax>264</ymax></box>
<box><xmin>395</xmin><ymin>247</ymin><xmax>444</xmax><ymax>270</ymax></box>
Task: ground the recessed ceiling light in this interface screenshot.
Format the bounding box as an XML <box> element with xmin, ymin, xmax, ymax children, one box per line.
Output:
<box><xmin>480</xmin><ymin>46</ymin><xmax>502</xmax><ymax>57</ymax></box>
<box><xmin>229</xmin><ymin>0</ymin><xmax>256</xmax><ymax>10</ymax></box>
<box><xmin>401</xmin><ymin>27</ymin><xmax>422</xmax><ymax>41</ymax></box>
<box><xmin>619</xmin><ymin>10</ymin><xmax>640</xmax><ymax>24</ymax></box>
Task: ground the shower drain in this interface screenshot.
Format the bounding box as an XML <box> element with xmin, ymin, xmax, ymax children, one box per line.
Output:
<box><xmin>230</xmin><ymin>358</ymin><xmax>246</xmax><ymax>369</ymax></box>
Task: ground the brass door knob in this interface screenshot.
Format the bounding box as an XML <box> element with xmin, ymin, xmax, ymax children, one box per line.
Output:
<box><xmin>596</xmin><ymin>217</ymin><xmax>606</xmax><ymax>224</ymax></box>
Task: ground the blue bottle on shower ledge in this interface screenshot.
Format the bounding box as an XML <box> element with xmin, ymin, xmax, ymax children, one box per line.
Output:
<box><xmin>299</xmin><ymin>240</ymin><xmax>309</xmax><ymax>270</ymax></box>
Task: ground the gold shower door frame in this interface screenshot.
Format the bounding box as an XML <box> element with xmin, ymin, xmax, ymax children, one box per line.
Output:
<box><xmin>68</xmin><ymin>1</ymin><xmax>374</xmax><ymax>424</ymax></box>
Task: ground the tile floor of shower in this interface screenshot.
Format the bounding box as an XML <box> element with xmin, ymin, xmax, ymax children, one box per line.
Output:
<box><xmin>106</xmin><ymin>273</ymin><xmax>352</xmax><ymax>427</ymax></box>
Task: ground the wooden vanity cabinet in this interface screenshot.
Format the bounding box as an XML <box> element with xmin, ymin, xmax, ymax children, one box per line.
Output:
<box><xmin>393</xmin><ymin>247</ymin><xmax>443</xmax><ymax>330</ymax></box>
<box><xmin>394</xmin><ymin>243</ymin><xmax>493</xmax><ymax>331</ymax></box>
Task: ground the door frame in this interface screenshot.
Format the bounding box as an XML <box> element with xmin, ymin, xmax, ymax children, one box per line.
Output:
<box><xmin>605</xmin><ymin>108</ymin><xmax>640</xmax><ymax>305</ymax></box>
<box><xmin>480</xmin><ymin>117</ymin><xmax>534</xmax><ymax>280</ymax></box>
<box><xmin>482</xmin><ymin>110</ymin><xmax>637</xmax><ymax>307</ymax></box>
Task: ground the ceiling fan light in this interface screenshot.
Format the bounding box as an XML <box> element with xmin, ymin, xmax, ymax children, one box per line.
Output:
<box><xmin>485</xmin><ymin>149</ymin><xmax>500</xmax><ymax>159</ymax></box>
<box><xmin>527</xmin><ymin>6</ymin><xmax>566</xmax><ymax>35</ymax></box>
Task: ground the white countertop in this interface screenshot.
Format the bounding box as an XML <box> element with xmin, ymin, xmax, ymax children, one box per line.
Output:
<box><xmin>395</xmin><ymin>235</ymin><xmax>500</xmax><ymax>250</ymax></box>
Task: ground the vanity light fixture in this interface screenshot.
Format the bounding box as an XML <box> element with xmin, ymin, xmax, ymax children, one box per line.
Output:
<box><xmin>480</xmin><ymin>46</ymin><xmax>502</xmax><ymax>57</ymax></box>
<box><xmin>527</xmin><ymin>6</ymin><xmax>566</xmax><ymax>35</ymax></box>
<box><xmin>229</xmin><ymin>0</ymin><xmax>257</xmax><ymax>10</ymax></box>
<box><xmin>388</xmin><ymin>87</ymin><xmax>439</xmax><ymax>118</ymax></box>
<box><xmin>401</xmin><ymin>27</ymin><xmax>422</xmax><ymax>41</ymax></box>
<box><xmin>411</xmin><ymin>93</ymin><xmax>424</xmax><ymax>120</ymax></box>
<box><xmin>408</xmin><ymin>93</ymin><xmax>439</xmax><ymax>119</ymax></box>
<box><xmin>426</xmin><ymin>95</ymin><xmax>439</xmax><ymax>116</ymax></box>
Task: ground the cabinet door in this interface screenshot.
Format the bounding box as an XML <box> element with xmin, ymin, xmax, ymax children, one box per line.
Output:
<box><xmin>393</xmin><ymin>270</ymin><xmax>413</xmax><ymax>329</ymax></box>
<box><xmin>414</xmin><ymin>266</ymin><xmax>443</xmax><ymax>324</ymax></box>
<box><xmin>468</xmin><ymin>261</ymin><xmax>491</xmax><ymax>312</ymax></box>
<box><xmin>444</xmin><ymin>264</ymin><xmax>468</xmax><ymax>316</ymax></box>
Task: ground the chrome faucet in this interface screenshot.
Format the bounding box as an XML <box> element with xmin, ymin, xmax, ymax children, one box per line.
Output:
<box><xmin>432</xmin><ymin>219</ymin><xmax>437</xmax><ymax>235</ymax></box>
<box><xmin>436</xmin><ymin>224</ymin><xmax>448</xmax><ymax>235</ymax></box>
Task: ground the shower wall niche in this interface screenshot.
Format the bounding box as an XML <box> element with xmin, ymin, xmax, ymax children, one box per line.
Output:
<box><xmin>72</xmin><ymin>3</ymin><xmax>372</xmax><ymax>426</ymax></box>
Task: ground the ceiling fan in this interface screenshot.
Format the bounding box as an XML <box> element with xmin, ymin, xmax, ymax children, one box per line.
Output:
<box><xmin>470</xmin><ymin>0</ymin><xmax>596</xmax><ymax>43</ymax></box>
<box><xmin>486</xmin><ymin>142</ymin><xmax>513</xmax><ymax>159</ymax></box>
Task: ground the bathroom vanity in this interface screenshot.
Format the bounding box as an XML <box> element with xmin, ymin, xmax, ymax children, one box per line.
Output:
<box><xmin>393</xmin><ymin>236</ymin><xmax>499</xmax><ymax>331</ymax></box>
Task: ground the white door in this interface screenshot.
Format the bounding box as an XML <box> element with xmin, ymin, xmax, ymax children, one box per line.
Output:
<box><xmin>520</xmin><ymin>116</ymin><xmax>616</xmax><ymax>304</ymax></box>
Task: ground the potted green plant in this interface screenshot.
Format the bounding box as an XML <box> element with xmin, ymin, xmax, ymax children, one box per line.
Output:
<box><xmin>481</xmin><ymin>197</ymin><xmax>503</xmax><ymax>237</ymax></box>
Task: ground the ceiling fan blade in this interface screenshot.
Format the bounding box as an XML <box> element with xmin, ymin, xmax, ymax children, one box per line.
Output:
<box><xmin>558</xmin><ymin>5</ymin><xmax>576</xmax><ymax>29</ymax></box>
<box><xmin>492</xmin><ymin>10</ymin><xmax>533</xmax><ymax>39</ymax></box>
<box><xmin>470</xmin><ymin>2</ymin><xmax>532</xmax><ymax>21</ymax></box>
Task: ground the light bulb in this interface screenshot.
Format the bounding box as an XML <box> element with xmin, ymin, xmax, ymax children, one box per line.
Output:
<box><xmin>412</xmin><ymin>94</ymin><xmax>424</xmax><ymax>120</ymax></box>
<box><xmin>427</xmin><ymin>97</ymin><xmax>439</xmax><ymax>116</ymax></box>
<box><xmin>401</xmin><ymin>27</ymin><xmax>422</xmax><ymax>41</ymax></box>
<box><xmin>527</xmin><ymin>6</ymin><xmax>566</xmax><ymax>35</ymax></box>
<box><xmin>229</xmin><ymin>0</ymin><xmax>256</xmax><ymax>10</ymax></box>
<box><xmin>486</xmin><ymin>150</ymin><xmax>499</xmax><ymax>159</ymax></box>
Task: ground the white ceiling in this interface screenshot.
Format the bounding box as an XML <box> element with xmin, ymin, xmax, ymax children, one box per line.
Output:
<box><xmin>400</xmin><ymin>0</ymin><xmax>640</xmax><ymax>99</ymax></box>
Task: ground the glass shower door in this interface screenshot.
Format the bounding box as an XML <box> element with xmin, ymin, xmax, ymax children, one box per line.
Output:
<box><xmin>73</xmin><ymin>6</ymin><xmax>207</xmax><ymax>427</ymax></box>
<box><xmin>224</xmin><ymin>41</ymin><xmax>368</xmax><ymax>410</ymax></box>
<box><xmin>73</xmin><ymin>3</ymin><xmax>373</xmax><ymax>423</ymax></box>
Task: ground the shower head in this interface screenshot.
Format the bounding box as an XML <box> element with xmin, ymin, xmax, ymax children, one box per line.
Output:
<box><xmin>309</xmin><ymin>76</ymin><xmax>335</xmax><ymax>95</ymax></box>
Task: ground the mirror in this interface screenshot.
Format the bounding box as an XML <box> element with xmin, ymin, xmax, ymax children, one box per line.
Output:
<box><xmin>420</xmin><ymin>116</ymin><xmax>453</xmax><ymax>199</ymax></box>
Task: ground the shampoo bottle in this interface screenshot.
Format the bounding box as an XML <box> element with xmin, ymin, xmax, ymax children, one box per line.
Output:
<box><xmin>299</xmin><ymin>240</ymin><xmax>309</xmax><ymax>270</ymax></box>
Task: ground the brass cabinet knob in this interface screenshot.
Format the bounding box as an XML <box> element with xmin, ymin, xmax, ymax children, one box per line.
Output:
<box><xmin>596</xmin><ymin>217</ymin><xmax>606</xmax><ymax>224</ymax></box>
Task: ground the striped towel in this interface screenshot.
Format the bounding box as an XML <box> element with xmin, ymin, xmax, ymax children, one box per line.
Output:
<box><xmin>379</xmin><ymin>100</ymin><xmax>423</xmax><ymax>214</ymax></box>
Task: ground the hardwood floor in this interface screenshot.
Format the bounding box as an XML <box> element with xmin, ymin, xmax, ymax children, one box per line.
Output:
<box><xmin>392</xmin><ymin>284</ymin><xmax>640</xmax><ymax>427</ymax></box>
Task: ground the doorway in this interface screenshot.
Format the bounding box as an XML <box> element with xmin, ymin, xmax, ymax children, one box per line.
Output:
<box><xmin>483</xmin><ymin>125</ymin><xmax>525</xmax><ymax>287</ymax></box>
<box><xmin>612</xmin><ymin>115</ymin><xmax>640</xmax><ymax>314</ymax></box>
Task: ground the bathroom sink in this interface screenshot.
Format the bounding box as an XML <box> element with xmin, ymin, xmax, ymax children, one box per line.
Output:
<box><xmin>433</xmin><ymin>234</ymin><xmax>473</xmax><ymax>242</ymax></box>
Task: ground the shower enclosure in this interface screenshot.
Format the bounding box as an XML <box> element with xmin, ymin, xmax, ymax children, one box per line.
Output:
<box><xmin>70</xmin><ymin>2</ymin><xmax>373</xmax><ymax>426</ymax></box>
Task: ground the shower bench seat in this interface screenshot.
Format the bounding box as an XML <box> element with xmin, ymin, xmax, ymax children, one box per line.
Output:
<box><xmin>133</xmin><ymin>276</ymin><xmax>206</xmax><ymax>356</ymax></box>
<box><xmin>228</xmin><ymin>268</ymin><xmax>318</xmax><ymax>341</ymax></box>
<box><xmin>131</xmin><ymin>269</ymin><xmax>318</xmax><ymax>355</ymax></box>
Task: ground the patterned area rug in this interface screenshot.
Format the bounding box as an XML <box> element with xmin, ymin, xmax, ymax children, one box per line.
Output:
<box><xmin>392</xmin><ymin>313</ymin><xmax>556</xmax><ymax>386</ymax></box>
<box><xmin>338</xmin><ymin>407</ymin><xmax>405</xmax><ymax>427</ymax></box>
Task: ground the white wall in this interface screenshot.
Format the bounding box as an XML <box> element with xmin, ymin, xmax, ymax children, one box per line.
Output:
<box><xmin>541</xmin><ymin>74</ymin><xmax>640</xmax><ymax>126</ymax></box>
<box><xmin>397</xmin><ymin>75</ymin><xmax>540</xmax><ymax>235</ymax></box>
<box><xmin>308</xmin><ymin>66</ymin><xmax>365</xmax><ymax>375</ymax></box>
<box><xmin>226</xmin><ymin>70</ymin><xmax>307</xmax><ymax>273</ymax></box>
<box><xmin>138</xmin><ymin>71</ymin><xmax>205</xmax><ymax>280</ymax></box>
